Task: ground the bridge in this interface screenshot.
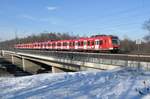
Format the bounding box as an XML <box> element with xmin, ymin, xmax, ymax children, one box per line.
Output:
<box><xmin>1</xmin><ymin>50</ymin><xmax>150</xmax><ymax>74</ymax></box>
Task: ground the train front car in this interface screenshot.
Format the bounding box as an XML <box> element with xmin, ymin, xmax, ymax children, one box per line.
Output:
<box><xmin>109</xmin><ymin>36</ymin><xmax>120</xmax><ymax>53</ymax></box>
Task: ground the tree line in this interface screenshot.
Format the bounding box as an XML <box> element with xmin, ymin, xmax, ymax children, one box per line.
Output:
<box><xmin>0</xmin><ymin>32</ymin><xmax>79</xmax><ymax>50</ymax></box>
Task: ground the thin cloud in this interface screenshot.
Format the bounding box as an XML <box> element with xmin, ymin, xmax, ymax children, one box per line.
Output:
<box><xmin>47</xmin><ymin>6</ymin><xmax>58</xmax><ymax>11</ymax></box>
<box><xmin>21</xmin><ymin>15</ymin><xmax>36</xmax><ymax>21</ymax></box>
<box><xmin>39</xmin><ymin>18</ymin><xmax>58</xmax><ymax>25</ymax></box>
<box><xmin>20</xmin><ymin>14</ymin><xmax>59</xmax><ymax>25</ymax></box>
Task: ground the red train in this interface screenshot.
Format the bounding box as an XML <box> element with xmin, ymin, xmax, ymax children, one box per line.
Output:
<box><xmin>15</xmin><ymin>35</ymin><xmax>120</xmax><ymax>53</ymax></box>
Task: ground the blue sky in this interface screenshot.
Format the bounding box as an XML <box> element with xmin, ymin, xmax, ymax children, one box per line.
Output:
<box><xmin>0</xmin><ymin>0</ymin><xmax>150</xmax><ymax>41</ymax></box>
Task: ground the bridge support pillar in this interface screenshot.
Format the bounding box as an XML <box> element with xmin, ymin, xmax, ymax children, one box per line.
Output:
<box><xmin>1</xmin><ymin>50</ymin><xmax>4</xmax><ymax>56</ymax></box>
<box><xmin>11</xmin><ymin>55</ymin><xmax>14</xmax><ymax>64</ymax></box>
<box><xmin>22</xmin><ymin>57</ymin><xmax>25</xmax><ymax>71</ymax></box>
<box><xmin>52</xmin><ymin>66</ymin><xmax>63</xmax><ymax>73</ymax></box>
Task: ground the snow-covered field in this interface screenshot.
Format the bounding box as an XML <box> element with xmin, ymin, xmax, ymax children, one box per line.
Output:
<box><xmin>0</xmin><ymin>68</ymin><xmax>150</xmax><ymax>99</ymax></box>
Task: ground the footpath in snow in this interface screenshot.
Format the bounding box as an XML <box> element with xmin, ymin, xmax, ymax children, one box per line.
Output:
<box><xmin>0</xmin><ymin>68</ymin><xmax>150</xmax><ymax>99</ymax></box>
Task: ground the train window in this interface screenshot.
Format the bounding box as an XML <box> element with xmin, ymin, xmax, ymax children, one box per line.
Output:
<box><xmin>112</xmin><ymin>39</ymin><xmax>119</xmax><ymax>45</ymax></box>
<box><xmin>111</xmin><ymin>36</ymin><xmax>119</xmax><ymax>45</ymax></box>
<box><xmin>66</xmin><ymin>42</ymin><xmax>68</xmax><ymax>46</ymax></box>
<box><xmin>75</xmin><ymin>42</ymin><xmax>78</xmax><ymax>46</ymax></box>
<box><xmin>98</xmin><ymin>41</ymin><xmax>102</xmax><ymax>45</ymax></box>
<box><xmin>63</xmin><ymin>42</ymin><xmax>67</xmax><ymax>46</ymax></box>
<box><xmin>57</xmin><ymin>43</ymin><xmax>61</xmax><ymax>46</ymax></box>
<box><xmin>52</xmin><ymin>43</ymin><xmax>55</xmax><ymax>46</ymax></box>
<box><xmin>88</xmin><ymin>41</ymin><xmax>90</xmax><ymax>46</ymax></box>
<box><xmin>98</xmin><ymin>41</ymin><xmax>100</xmax><ymax>45</ymax></box>
<box><xmin>48</xmin><ymin>43</ymin><xmax>51</xmax><ymax>46</ymax></box>
<box><xmin>78</xmin><ymin>42</ymin><xmax>80</xmax><ymax>46</ymax></box>
<box><xmin>69</xmin><ymin>42</ymin><xmax>72</xmax><ymax>46</ymax></box>
<box><xmin>100</xmin><ymin>40</ymin><xmax>102</xmax><ymax>45</ymax></box>
<box><xmin>44</xmin><ymin>43</ymin><xmax>47</xmax><ymax>47</ymax></box>
<box><xmin>92</xmin><ymin>41</ymin><xmax>94</xmax><ymax>45</ymax></box>
<box><xmin>81</xmin><ymin>41</ymin><xmax>83</xmax><ymax>46</ymax></box>
<box><xmin>70</xmin><ymin>42</ymin><xmax>74</xmax><ymax>46</ymax></box>
<box><xmin>68</xmin><ymin>42</ymin><xmax>70</xmax><ymax>46</ymax></box>
<box><xmin>95</xmin><ymin>41</ymin><xmax>100</xmax><ymax>45</ymax></box>
<box><xmin>84</xmin><ymin>41</ymin><xmax>87</xmax><ymax>45</ymax></box>
<box><xmin>73</xmin><ymin>42</ymin><xmax>75</xmax><ymax>46</ymax></box>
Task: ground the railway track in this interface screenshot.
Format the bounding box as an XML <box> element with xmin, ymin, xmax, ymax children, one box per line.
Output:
<box><xmin>11</xmin><ymin>49</ymin><xmax>150</xmax><ymax>62</ymax></box>
<box><xmin>13</xmin><ymin>49</ymin><xmax>149</xmax><ymax>56</ymax></box>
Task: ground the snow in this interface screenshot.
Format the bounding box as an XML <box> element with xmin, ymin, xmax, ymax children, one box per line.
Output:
<box><xmin>0</xmin><ymin>68</ymin><xmax>150</xmax><ymax>99</ymax></box>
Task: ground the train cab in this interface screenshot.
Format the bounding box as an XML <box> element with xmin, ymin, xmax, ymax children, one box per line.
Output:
<box><xmin>110</xmin><ymin>36</ymin><xmax>120</xmax><ymax>53</ymax></box>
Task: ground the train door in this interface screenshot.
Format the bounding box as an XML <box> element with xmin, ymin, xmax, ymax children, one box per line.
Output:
<box><xmin>52</xmin><ymin>42</ymin><xmax>55</xmax><ymax>49</ymax></box>
<box><xmin>102</xmin><ymin>38</ymin><xmax>109</xmax><ymax>50</ymax></box>
<box><xmin>45</xmin><ymin>42</ymin><xmax>48</xmax><ymax>49</ymax></box>
<box><xmin>67</xmin><ymin>42</ymin><xmax>69</xmax><ymax>49</ymax></box>
<box><xmin>95</xmin><ymin>39</ymin><xmax>100</xmax><ymax>50</ymax></box>
<box><xmin>47</xmin><ymin>42</ymin><xmax>51</xmax><ymax>49</ymax></box>
<box><xmin>61</xmin><ymin>42</ymin><xmax>63</xmax><ymax>49</ymax></box>
<box><xmin>87</xmin><ymin>40</ymin><xmax>90</xmax><ymax>49</ymax></box>
<box><xmin>79</xmin><ymin>40</ymin><xmax>84</xmax><ymax>49</ymax></box>
<box><xmin>105</xmin><ymin>38</ymin><xmax>109</xmax><ymax>49</ymax></box>
<box><xmin>75</xmin><ymin>41</ymin><xmax>78</xmax><ymax>49</ymax></box>
<box><xmin>83</xmin><ymin>40</ymin><xmax>87</xmax><ymax>49</ymax></box>
<box><xmin>42</xmin><ymin>43</ymin><xmax>46</xmax><ymax>49</ymax></box>
<box><xmin>55</xmin><ymin>42</ymin><xmax>58</xmax><ymax>49</ymax></box>
<box><xmin>99</xmin><ymin>39</ymin><xmax>105</xmax><ymax>50</ymax></box>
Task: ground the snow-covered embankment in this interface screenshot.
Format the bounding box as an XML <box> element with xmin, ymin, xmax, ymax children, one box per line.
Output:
<box><xmin>0</xmin><ymin>68</ymin><xmax>150</xmax><ymax>99</ymax></box>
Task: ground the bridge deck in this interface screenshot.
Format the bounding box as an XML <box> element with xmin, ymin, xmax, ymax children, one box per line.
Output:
<box><xmin>1</xmin><ymin>50</ymin><xmax>150</xmax><ymax>71</ymax></box>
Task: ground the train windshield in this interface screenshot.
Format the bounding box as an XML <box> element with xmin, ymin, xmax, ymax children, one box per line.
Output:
<box><xmin>112</xmin><ymin>37</ymin><xmax>120</xmax><ymax>45</ymax></box>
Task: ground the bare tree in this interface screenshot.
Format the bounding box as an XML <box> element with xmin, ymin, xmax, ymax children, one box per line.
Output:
<box><xmin>143</xmin><ymin>19</ymin><xmax>150</xmax><ymax>42</ymax></box>
<box><xmin>120</xmin><ymin>38</ymin><xmax>136</xmax><ymax>53</ymax></box>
